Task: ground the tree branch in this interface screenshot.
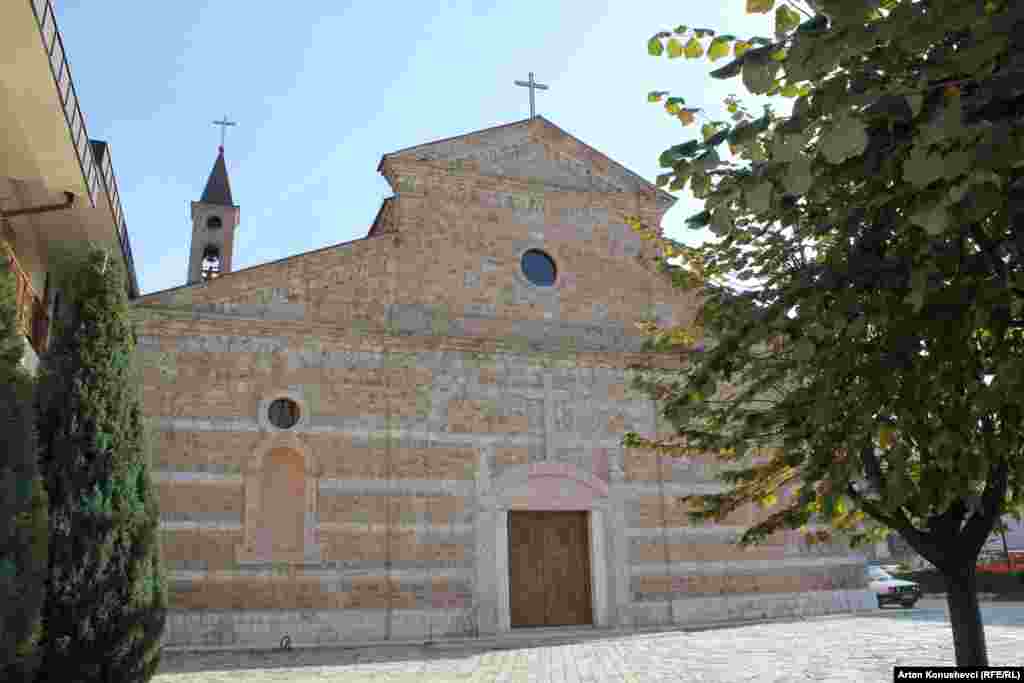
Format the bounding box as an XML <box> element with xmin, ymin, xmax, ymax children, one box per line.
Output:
<box><xmin>847</xmin><ymin>482</ymin><xmax>951</xmax><ymax>570</ymax></box>
<box><xmin>962</xmin><ymin>456</ymin><xmax>1009</xmax><ymax>556</ymax></box>
<box><xmin>859</xmin><ymin>443</ymin><xmax>886</xmax><ymax>495</ymax></box>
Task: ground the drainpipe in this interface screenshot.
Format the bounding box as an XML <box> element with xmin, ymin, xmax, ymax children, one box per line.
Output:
<box><xmin>1</xmin><ymin>192</ymin><xmax>75</xmax><ymax>218</ymax></box>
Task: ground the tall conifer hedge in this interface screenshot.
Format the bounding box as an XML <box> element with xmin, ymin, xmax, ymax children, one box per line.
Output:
<box><xmin>34</xmin><ymin>247</ymin><xmax>165</xmax><ymax>682</ymax></box>
<box><xmin>0</xmin><ymin>266</ymin><xmax>48</xmax><ymax>683</ymax></box>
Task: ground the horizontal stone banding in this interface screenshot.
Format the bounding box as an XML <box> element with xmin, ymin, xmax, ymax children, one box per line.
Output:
<box><xmin>167</xmin><ymin>575</ymin><xmax>475</xmax><ymax>610</ymax></box>
<box><xmin>631</xmin><ymin>566</ymin><xmax>866</xmax><ymax>601</ymax></box>
<box><xmin>629</xmin><ymin>557</ymin><xmax>866</xmax><ymax>577</ymax></box>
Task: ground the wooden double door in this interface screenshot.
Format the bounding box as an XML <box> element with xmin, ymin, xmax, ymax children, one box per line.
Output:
<box><xmin>508</xmin><ymin>511</ymin><xmax>593</xmax><ymax>628</ymax></box>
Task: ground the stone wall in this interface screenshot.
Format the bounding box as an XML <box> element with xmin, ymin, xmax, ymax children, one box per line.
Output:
<box><xmin>136</xmin><ymin>120</ymin><xmax>870</xmax><ymax>649</ymax></box>
<box><xmin>137</xmin><ymin>319</ymin><xmax>869</xmax><ymax>647</ymax></box>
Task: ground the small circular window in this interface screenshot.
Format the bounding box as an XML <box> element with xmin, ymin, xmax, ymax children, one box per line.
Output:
<box><xmin>521</xmin><ymin>249</ymin><xmax>557</xmax><ymax>287</ymax></box>
<box><xmin>268</xmin><ymin>398</ymin><xmax>300</xmax><ymax>429</ymax></box>
<box><xmin>206</xmin><ymin>216</ymin><xmax>223</xmax><ymax>230</ymax></box>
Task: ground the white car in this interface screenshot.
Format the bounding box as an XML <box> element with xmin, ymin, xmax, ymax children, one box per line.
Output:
<box><xmin>867</xmin><ymin>565</ymin><xmax>921</xmax><ymax>608</ymax></box>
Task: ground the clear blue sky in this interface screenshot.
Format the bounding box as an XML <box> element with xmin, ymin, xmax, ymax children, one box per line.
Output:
<box><xmin>54</xmin><ymin>0</ymin><xmax>783</xmax><ymax>295</ymax></box>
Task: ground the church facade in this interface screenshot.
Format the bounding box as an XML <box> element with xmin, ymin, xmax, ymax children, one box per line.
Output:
<box><xmin>132</xmin><ymin>117</ymin><xmax>873</xmax><ymax>649</ymax></box>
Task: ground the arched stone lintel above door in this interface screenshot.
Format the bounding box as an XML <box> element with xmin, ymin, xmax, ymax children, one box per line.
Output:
<box><xmin>492</xmin><ymin>462</ymin><xmax>610</xmax><ymax>511</ymax></box>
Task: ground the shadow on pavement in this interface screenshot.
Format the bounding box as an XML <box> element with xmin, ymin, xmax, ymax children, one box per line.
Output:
<box><xmin>156</xmin><ymin>616</ymin><xmax>841</xmax><ymax>674</ymax></box>
<box><xmin>158</xmin><ymin>604</ymin><xmax>1024</xmax><ymax>675</ymax></box>
<box><xmin>871</xmin><ymin>601</ymin><xmax>1024</xmax><ymax>628</ymax></box>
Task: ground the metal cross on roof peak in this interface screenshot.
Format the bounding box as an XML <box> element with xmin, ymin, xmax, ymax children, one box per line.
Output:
<box><xmin>514</xmin><ymin>72</ymin><xmax>548</xmax><ymax>119</ymax></box>
<box><xmin>212</xmin><ymin>116</ymin><xmax>236</xmax><ymax>149</ymax></box>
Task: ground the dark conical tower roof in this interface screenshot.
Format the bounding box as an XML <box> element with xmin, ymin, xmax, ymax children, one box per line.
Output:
<box><xmin>200</xmin><ymin>146</ymin><xmax>234</xmax><ymax>206</ymax></box>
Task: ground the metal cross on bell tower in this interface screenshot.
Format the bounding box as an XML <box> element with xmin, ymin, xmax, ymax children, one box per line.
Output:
<box><xmin>212</xmin><ymin>115</ymin><xmax>236</xmax><ymax>149</ymax></box>
<box><xmin>514</xmin><ymin>72</ymin><xmax>549</xmax><ymax>118</ymax></box>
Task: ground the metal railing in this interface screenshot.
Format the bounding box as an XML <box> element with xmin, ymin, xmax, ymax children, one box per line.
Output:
<box><xmin>3</xmin><ymin>241</ymin><xmax>49</xmax><ymax>356</ymax></box>
<box><xmin>28</xmin><ymin>0</ymin><xmax>139</xmax><ymax>297</ymax></box>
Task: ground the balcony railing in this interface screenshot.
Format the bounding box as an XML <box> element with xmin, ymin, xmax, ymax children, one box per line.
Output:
<box><xmin>27</xmin><ymin>0</ymin><xmax>139</xmax><ymax>298</ymax></box>
<box><xmin>3</xmin><ymin>242</ymin><xmax>49</xmax><ymax>357</ymax></box>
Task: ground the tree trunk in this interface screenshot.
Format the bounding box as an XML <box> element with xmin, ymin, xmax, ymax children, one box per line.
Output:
<box><xmin>1000</xmin><ymin>527</ymin><xmax>1013</xmax><ymax>571</ymax></box>
<box><xmin>943</xmin><ymin>564</ymin><xmax>988</xmax><ymax>666</ymax></box>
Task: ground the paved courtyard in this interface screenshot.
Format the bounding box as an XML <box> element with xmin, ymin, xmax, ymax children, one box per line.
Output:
<box><xmin>153</xmin><ymin>600</ymin><xmax>1024</xmax><ymax>682</ymax></box>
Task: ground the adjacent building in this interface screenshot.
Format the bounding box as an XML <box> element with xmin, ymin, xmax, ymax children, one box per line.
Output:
<box><xmin>1</xmin><ymin>0</ymin><xmax>139</xmax><ymax>372</ymax></box>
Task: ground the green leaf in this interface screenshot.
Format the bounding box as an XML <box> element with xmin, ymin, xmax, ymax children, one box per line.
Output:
<box><xmin>702</xmin><ymin>123</ymin><xmax>717</xmax><ymax>142</ymax></box>
<box><xmin>667</xmin><ymin>38</ymin><xmax>684</xmax><ymax>59</ymax></box>
<box><xmin>648</xmin><ymin>37</ymin><xmax>665</xmax><ymax>57</ymax></box>
<box><xmin>941</xmin><ymin>148</ymin><xmax>971</xmax><ymax>180</ymax></box>
<box><xmin>685</xmin><ymin>209</ymin><xmax>712</xmax><ymax>229</ymax></box>
<box><xmin>656</xmin><ymin>173</ymin><xmax>672</xmax><ymax>188</ymax></box>
<box><xmin>96</xmin><ymin>431</ymin><xmax>113</xmax><ymax>452</ymax></box>
<box><xmin>708</xmin><ymin>37</ymin><xmax>731</xmax><ymax>62</ymax></box>
<box><xmin>968</xmin><ymin>169</ymin><xmax>1003</xmax><ymax>189</ymax></box>
<box><xmin>734</xmin><ymin>41</ymin><xmax>752</xmax><ymax>58</ymax></box>
<box><xmin>793</xmin><ymin>339</ymin><xmax>815</xmax><ymax>362</ymax></box>
<box><xmin>902</xmin><ymin>146</ymin><xmax>944</xmax><ymax>189</ymax></box>
<box><xmin>819</xmin><ymin>115</ymin><xmax>869</xmax><ymax>165</ymax></box>
<box><xmin>744</xmin><ymin>139</ymin><xmax>768</xmax><ymax>161</ymax></box>
<box><xmin>684</xmin><ymin>37</ymin><xmax>705</xmax><ymax>59</ymax></box>
<box><xmin>746</xmin><ymin>181</ymin><xmax>773</xmax><ymax>213</ymax></box>
<box><xmin>710</xmin><ymin>59</ymin><xmax>744</xmax><ymax>79</ymax></box>
<box><xmin>907</xmin><ymin>94</ymin><xmax>924</xmax><ymax>118</ymax></box>
<box><xmin>907</xmin><ymin>269</ymin><xmax>929</xmax><ymax>313</ymax></box>
<box><xmin>909</xmin><ymin>205</ymin><xmax>949</xmax><ymax>236</ymax></box>
<box><xmin>742</xmin><ymin>58</ymin><xmax>779</xmax><ymax>95</ymax></box>
<box><xmin>710</xmin><ymin>207</ymin><xmax>734</xmax><ymax>235</ymax></box>
<box><xmin>692</xmin><ymin>147</ymin><xmax>721</xmax><ymax>173</ymax></box>
<box><xmin>822</xmin><ymin>493</ymin><xmax>836</xmax><ymax>519</ymax></box>
<box><xmin>648</xmin><ymin>90</ymin><xmax>669</xmax><ymax>103</ymax></box>
<box><xmin>948</xmin><ymin>181</ymin><xmax>970</xmax><ymax>205</ymax></box>
<box><xmin>782</xmin><ymin>157</ymin><xmax>813</xmax><ymax>195</ymax></box>
<box><xmin>691</xmin><ymin>172</ymin><xmax>712</xmax><ymax>198</ymax></box>
<box><xmin>797</xmin><ymin>13</ymin><xmax>828</xmax><ymax>34</ymax></box>
<box><xmin>706</xmin><ymin>127</ymin><xmax>730</xmax><ymax>147</ymax></box>
<box><xmin>920</xmin><ymin>91</ymin><xmax>964</xmax><ymax>145</ymax></box>
<box><xmin>673</xmin><ymin>25</ymin><xmax>688</xmax><ymax>34</ymax></box>
<box><xmin>775</xmin><ymin>5</ymin><xmax>802</xmax><ymax>38</ymax></box>
<box><xmin>780</xmin><ymin>83</ymin><xmax>800</xmax><ymax>97</ymax></box>
<box><xmin>771</xmin><ymin>131</ymin><xmax>807</xmax><ymax>162</ymax></box>
<box><xmin>747</xmin><ymin>0</ymin><xmax>775</xmax><ymax>14</ymax></box>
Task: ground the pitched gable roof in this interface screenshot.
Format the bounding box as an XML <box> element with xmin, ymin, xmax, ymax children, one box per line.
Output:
<box><xmin>200</xmin><ymin>146</ymin><xmax>234</xmax><ymax>206</ymax></box>
<box><xmin>379</xmin><ymin>116</ymin><xmax>676</xmax><ymax>210</ymax></box>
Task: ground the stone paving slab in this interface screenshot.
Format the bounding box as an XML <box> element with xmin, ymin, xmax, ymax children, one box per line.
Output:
<box><xmin>154</xmin><ymin>602</ymin><xmax>1024</xmax><ymax>682</ymax></box>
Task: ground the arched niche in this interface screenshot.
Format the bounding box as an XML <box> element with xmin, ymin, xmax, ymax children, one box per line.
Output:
<box><xmin>236</xmin><ymin>433</ymin><xmax>320</xmax><ymax>564</ymax></box>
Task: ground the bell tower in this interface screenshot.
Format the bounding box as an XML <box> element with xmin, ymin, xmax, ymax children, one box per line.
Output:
<box><xmin>187</xmin><ymin>145</ymin><xmax>239</xmax><ymax>284</ymax></box>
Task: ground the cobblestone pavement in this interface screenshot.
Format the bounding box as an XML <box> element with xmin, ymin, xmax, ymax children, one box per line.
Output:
<box><xmin>154</xmin><ymin>601</ymin><xmax>1024</xmax><ymax>682</ymax></box>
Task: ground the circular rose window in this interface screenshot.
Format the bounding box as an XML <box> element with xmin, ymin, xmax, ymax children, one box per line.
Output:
<box><xmin>268</xmin><ymin>398</ymin><xmax>300</xmax><ymax>429</ymax></box>
<box><xmin>521</xmin><ymin>249</ymin><xmax>557</xmax><ymax>287</ymax></box>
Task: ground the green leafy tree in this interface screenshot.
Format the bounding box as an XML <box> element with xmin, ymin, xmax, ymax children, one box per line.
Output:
<box><xmin>34</xmin><ymin>247</ymin><xmax>166</xmax><ymax>682</ymax></box>
<box><xmin>0</xmin><ymin>266</ymin><xmax>48</xmax><ymax>683</ymax></box>
<box><xmin>629</xmin><ymin>0</ymin><xmax>1024</xmax><ymax>666</ymax></box>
